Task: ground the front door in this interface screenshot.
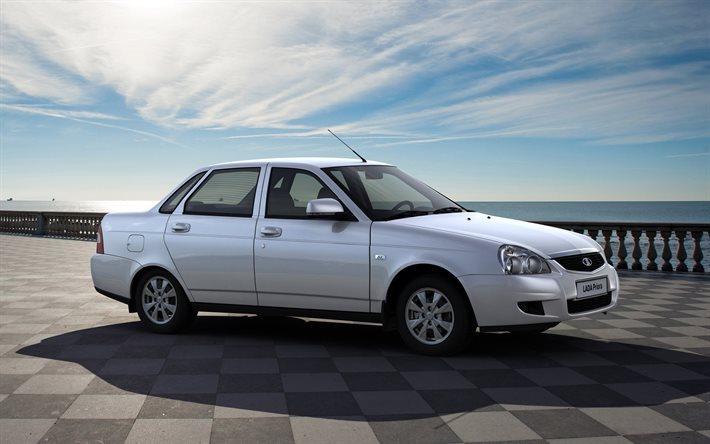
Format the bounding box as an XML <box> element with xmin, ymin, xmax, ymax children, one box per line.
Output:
<box><xmin>164</xmin><ymin>167</ymin><xmax>262</xmax><ymax>305</ymax></box>
<box><xmin>254</xmin><ymin>167</ymin><xmax>370</xmax><ymax>312</ymax></box>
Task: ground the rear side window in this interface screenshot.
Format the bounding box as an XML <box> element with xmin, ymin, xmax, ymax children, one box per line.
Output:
<box><xmin>183</xmin><ymin>168</ymin><xmax>260</xmax><ymax>217</ymax></box>
<box><xmin>159</xmin><ymin>172</ymin><xmax>206</xmax><ymax>214</ymax></box>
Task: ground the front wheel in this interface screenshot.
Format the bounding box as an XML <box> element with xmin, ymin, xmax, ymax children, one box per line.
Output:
<box><xmin>135</xmin><ymin>271</ymin><xmax>195</xmax><ymax>334</ymax></box>
<box><xmin>396</xmin><ymin>275</ymin><xmax>473</xmax><ymax>355</ymax></box>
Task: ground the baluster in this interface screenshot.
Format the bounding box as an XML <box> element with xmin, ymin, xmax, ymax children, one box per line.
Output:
<box><xmin>588</xmin><ymin>229</ymin><xmax>599</xmax><ymax>242</ymax></box>
<box><xmin>601</xmin><ymin>229</ymin><xmax>614</xmax><ymax>266</ymax></box>
<box><xmin>630</xmin><ymin>230</ymin><xmax>643</xmax><ymax>270</ymax></box>
<box><xmin>691</xmin><ymin>231</ymin><xmax>705</xmax><ymax>272</ymax></box>
<box><xmin>646</xmin><ymin>230</ymin><xmax>658</xmax><ymax>271</ymax></box>
<box><xmin>660</xmin><ymin>230</ymin><xmax>673</xmax><ymax>271</ymax></box>
<box><xmin>675</xmin><ymin>230</ymin><xmax>688</xmax><ymax>272</ymax></box>
<box><xmin>616</xmin><ymin>229</ymin><xmax>628</xmax><ymax>269</ymax></box>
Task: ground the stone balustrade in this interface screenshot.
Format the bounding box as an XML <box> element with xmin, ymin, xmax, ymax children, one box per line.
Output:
<box><xmin>0</xmin><ymin>211</ymin><xmax>104</xmax><ymax>241</ymax></box>
<box><xmin>535</xmin><ymin>222</ymin><xmax>709</xmax><ymax>273</ymax></box>
<box><xmin>1</xmin><ymin>211</ymin><xmax>708</xmax><ymax>272</ymax></box>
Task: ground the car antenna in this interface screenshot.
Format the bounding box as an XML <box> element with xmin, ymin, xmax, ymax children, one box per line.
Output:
<box><xmin>328</xmin><ymin>129</ymin><xmax>367</xmax><ymax>163</ymax></box>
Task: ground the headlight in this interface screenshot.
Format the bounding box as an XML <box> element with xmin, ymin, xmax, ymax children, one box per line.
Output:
<box><xmin>498</xmin><ymin>245</ymin><xmax>551</xmax><ymax>275</ymax></box>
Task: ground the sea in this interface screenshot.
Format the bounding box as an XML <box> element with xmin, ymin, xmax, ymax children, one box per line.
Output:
<box><xmin>1</xmin><ymin>200</ymin><xmax>708</xmax><ymax>269</ymax></box>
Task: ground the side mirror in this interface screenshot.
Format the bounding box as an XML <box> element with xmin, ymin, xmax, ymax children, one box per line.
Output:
<box><xmin>306</xmin><ymin>198</ymin><xmax>344</xmax><ymax>216</ymax></box>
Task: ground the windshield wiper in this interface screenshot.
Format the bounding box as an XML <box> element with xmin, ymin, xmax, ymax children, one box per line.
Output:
<box><xmin>433</xmin><ymin>206</ymin><xmax>464</xmax><ymax>214</ymax></box>
<box><xmin>384</xmin><ymin>210</ymin><xmax>431</xmax><ymax>221</ymax></box>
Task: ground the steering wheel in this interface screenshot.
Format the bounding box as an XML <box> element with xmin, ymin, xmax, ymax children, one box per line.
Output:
<box><xmin>392</xmin><ymin>200</ymin><xmax>414</xmax><ymax>211</ymax></box>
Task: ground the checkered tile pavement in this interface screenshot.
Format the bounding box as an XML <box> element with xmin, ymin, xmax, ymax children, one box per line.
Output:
<box><xmin>1</xmin><ymin>235</ymin><xmax>709</xmax><ymax>443</ymax></box>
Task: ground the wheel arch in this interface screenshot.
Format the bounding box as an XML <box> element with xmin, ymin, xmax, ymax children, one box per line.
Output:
<box><xmin>382</xmin><ymin>263</ymin><xmax>477</xmax><ymax>331</ymax></box>
<box><xmin>129</xmin><ymin>265</ymin><xmax>188</xmax><ymax>314</ymax></box>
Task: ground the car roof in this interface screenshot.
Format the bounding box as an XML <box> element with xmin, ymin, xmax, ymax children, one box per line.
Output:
<box><xmin>207</xmin><ymin>157</ymin><xmax>392</xmax><ymax>169</ymax></box>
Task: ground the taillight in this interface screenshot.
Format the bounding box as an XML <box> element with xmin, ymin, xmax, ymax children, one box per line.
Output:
<box><xmin>96</xmin><ymin>223</ymin><xmax>104</xmax><ymax>254</ymax></box>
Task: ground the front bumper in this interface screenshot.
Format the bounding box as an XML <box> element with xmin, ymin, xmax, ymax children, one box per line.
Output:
<box><xmin>458</xmin><ymin>263</ymin><xmax>619</xmax><ymax>328</ymax></box>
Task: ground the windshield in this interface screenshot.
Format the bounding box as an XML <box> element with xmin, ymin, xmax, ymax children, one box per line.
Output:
<box><xmin>323</xmin><ymin>165</ymin><xmax>467</xmax><ymax>221</ymax></box>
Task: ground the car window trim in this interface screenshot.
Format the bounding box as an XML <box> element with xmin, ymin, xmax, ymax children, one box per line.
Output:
<box><xmin>182</xmin><ymin>166</ymin><xmax>261</xmax><ymax>218</ymax></box>
<box><xmin>264</xmin><ymin>167</ymin><xmax>357</xmax><ymax>221</ymax></box>
<box><xmin>159</xmin><ymin>171</ymin><xmax>207</xmax><ymax>214</ymax></box>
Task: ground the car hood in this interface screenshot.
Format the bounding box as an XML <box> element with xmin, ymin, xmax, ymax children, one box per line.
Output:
<box><xmin>388</xmin><ymin>212</ymin><xmax>599</xmax><ymax>258</ymax></box>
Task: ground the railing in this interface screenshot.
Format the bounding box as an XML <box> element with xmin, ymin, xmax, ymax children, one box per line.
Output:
<box><xmin>0</xmin><ymin>211</ymin><xmax>105</xmax><ymax>240</ymax></box>
<box><xmin>0</xmin><ymin>211</ymin><xmax>708</xmax><ymax>272</ymax></box>
<box><xmin>535</xmin><ymin>222</ymin><xmax>709</xmax><ymax>273</ymax></box>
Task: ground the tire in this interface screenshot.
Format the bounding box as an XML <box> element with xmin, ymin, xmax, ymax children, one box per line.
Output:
<box><xmin>135</xmin><ymin>270</ymin><xmax>195</xmax><ymax>334</ymax></box>
<box><xmin>396</xmin><ymin>274</ymin><xmax>473</xmax><ymax>355</ymax></box>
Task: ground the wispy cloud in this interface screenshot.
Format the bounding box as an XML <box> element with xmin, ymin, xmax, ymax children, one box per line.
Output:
<box><xmin>1</xmin><ymin>0</ymin><xmax>708</xmax><ymax>145</ymax></box>
<box><xmin>0</xmin><ymin>103</ymin><xmax>190</xmax><ymax>149</ymax></box>
<box><xmin>665</xmin><ymin>152</ymin><xmax>710</xmax><ymax>158</ymax></box>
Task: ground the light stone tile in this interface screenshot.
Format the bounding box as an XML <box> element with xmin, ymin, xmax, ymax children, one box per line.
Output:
<box><xmin>0</xmin><ymin>358</ymin><xmax>47</xmax><ymax>375</ymax></box>
<box><xmin>15</xmin><ymin>374</ymin><xmax>94</xmax><ymax>394</ymax></box>
<box><xmin>291</xmin><ymin>416</ymin><xmax>378</xmax><ymax>444</ymax></box>
<box><xmin>443</xmin><ymin>411</ymin><xmax>541</xmax><ymax>442</ymax></box>
<box><xmin>581</xmin><ymin>407</ymin><xmax>690</xmax><ymax>435</ymax></box>
<box><xmin>214</xmin><ymin>393</ymin><xmax>288</xmax><ymax>418</ymax></box>
<box><xmin>125</xmin><ymin>418</ymin><xmax>212</xmax><ymax>444</ymax></box>
<box><xmin>0</xmin><ymin>418</ymin><xmax>55</xmax><ymax>444</ymax></box>
<box><xmin>62</xmin><ymin>394</ymin><xmax>146</xmax><ymax>419</ymax></box>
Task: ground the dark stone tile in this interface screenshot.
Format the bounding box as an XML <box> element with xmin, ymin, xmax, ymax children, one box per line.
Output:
<box><xmin>667</xmin><ymin>379</ymin><xmax>710</xmax><ymax>402</ymax></box>
<box><xmin>114</xmin><ymin>345</ymin><xmax>169</xmax><ymax>358</ymax></box>
<box><xmin>39</xmin><ymin>359</ymin><xmax>106</xmax><ymax>374</ymax></box>
<box><xmin>0</xmin><ymin>374</ymin><xmax>31</xmax><ymax>393</ymax></box>
<box><xmin>76</xmin><ymin>334</ymin><xmax>128</xmax><ymax>345</ymax></box>
<box><xmin>325</xmin><ymin>344</ymin><xmax>384</xmax><ymax>357</ymax></box>
<box><xmin>497</xmin><ymin>355</ymin><xmax>560</xmax><ymax>369</ymax></box>
<box><xmin>138</xmin><ymin>393</ymin><xmax>216</xmax><ymax>418</ymax></box>
<box><xmin>218</xmin><ymin>374</ymin><xmax>283</xmax><ymax>393</ymax></box>
<box><xmin>513</xmin><ymin>409</ymin><xmax>616</xmax><ymax>439</ymax></box>
<box><xmin>161</xmin><ymin>359</ymin><xmax>222</xmax><ymax>374</ymax></box>
<box><xmin>651</xmin><ymin>403</ymin><xmax>710</xmax><ymax>430</ymax></box>
<box><xmin>278</xmin><ymin>358</ymin><xmax>337</xmax><ymax>373</ymax></box>
<box><xmin>625</xmin><ymin>431</ymin><xmax>710</xmax><ymax>444</ymax></box>
<box><xmin>0</xmin><ymin>394</ymin><xmax>76</xmax><ymax>418</ymax></box>
<box><xmin>571</xmin><ymin>365</ymin><xmax>653</xmax><ymax>384</ymax></box>
<box><xmin>597</xmin><ymin>351</ymin><xmax>665</xmax><ymax>365</ymax></box>
<box><xmin>419</xmin><ymin>388</ymin><xmax>502</xmax><ymax>413</ymax></box>
<box><xmin>387</xmin><ymin>356</ymin><xmax>451</xmax><ymax>372</ymax></box>
<box><xmin>211</xmin><ymin>418</ymin><xmax>294</xmax><ymax>444</ymax></box>
<box><xmin>40</xmin><ymin>419</ymin><xmax>133</xmax><ymax>444</ymax></box>
<box><xmin>368</xmin><ymin>414</ymin><xmax>461</xmax><ymax>444</ymax></box>
<box><xmin>342</xmin><ymin>372</ymin><xmax>412</xmax><ymax>391</ymax></box>
<box><xmin>679</xmin><ymin>361</ymin><xmax>710</xmax><ymax>377</ymax></box>
<box><xmin>83</xmin><ymin>375</ymin><xmax>156</xmax><ymax>395</ymax></box>
<box><xmin>547</xmin><ymin>384</ymin><xmax>637</xmax><ymax>408</ymax></box>
<box><xmin>285</xmin><ymin>392</ymin><xmax>361</xmax><ymax>416</ymax></box>
<box><xmin>461</xmin><ymin>369</ymin><xmax>535</xmax><ymax>388</ymax></box>
<box><xmin>223</xmin><ymin>345</ymin><xmax>276</xmax><ymax>358</ymax></box>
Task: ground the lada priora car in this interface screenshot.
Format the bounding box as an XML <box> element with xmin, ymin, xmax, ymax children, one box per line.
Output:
<box><xmin>91</xmin><ymin>157</ymin><xmax>618</xmax><ymax>355</ymax></box>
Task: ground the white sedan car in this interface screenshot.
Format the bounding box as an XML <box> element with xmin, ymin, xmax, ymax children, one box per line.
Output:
<box><xmin>91</xmin><ymin>157</ymin><xmax>618</xmax><ymax>355</ymax></box>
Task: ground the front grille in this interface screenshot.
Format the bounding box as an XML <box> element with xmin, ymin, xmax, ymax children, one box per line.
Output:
<box><xmin>554</xmin><ymin>252</ymin><xmax>605</xmax><ymax>272</ymax></box>
<box><xmin>567</xmin><ymin>292</ymin><xmax>612</xmax><ymax>314</ymax></box>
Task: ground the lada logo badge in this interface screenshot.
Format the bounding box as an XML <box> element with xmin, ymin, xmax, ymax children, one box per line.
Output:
<box><xmin>582</xmin><ymin>257</ymin><xmax>593</xmax><ymax>267</ymax></box>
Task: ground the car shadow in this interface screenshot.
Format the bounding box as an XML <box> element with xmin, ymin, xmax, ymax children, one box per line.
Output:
<box><xmin>16</xmin><ymin>315</ymin><xmax>710</xmax><ymax>420</ymax></box>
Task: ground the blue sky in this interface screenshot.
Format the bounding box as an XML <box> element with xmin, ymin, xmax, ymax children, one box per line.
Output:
<box><xmin>1</xmin><ymin>0</ymin><xmax>708</xmax><ymax>201</ymax></box>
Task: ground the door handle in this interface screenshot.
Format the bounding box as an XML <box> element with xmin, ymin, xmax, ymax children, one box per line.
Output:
<box><xmin>260</xmin><ymin>226</ymin><xmax>282</xmax><ymax>237</ymax></box>
<box><xmin>171</xmin><ymin>222</ymin><xmax>191</xmax><ymax>233</ymax></box>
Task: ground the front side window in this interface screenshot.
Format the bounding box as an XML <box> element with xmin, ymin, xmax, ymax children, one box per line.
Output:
<box><xmin>159</xmin><ymin>172</ymin><xmax>206</xmax><ymax>214</ymax></box>
<box><xmin>266</xmin><ymin>168</ymin><xmax>339</xmax><ymax>219</ymax></box>
<box><xmin>184</xmin><ymin>168</ymin><xmax>260</xmax><ymax>217</ymax></box>
<box><xmin>324</xmin><ymin>165</ymin><xmax>464</xmax><ymax>221</ymax></box>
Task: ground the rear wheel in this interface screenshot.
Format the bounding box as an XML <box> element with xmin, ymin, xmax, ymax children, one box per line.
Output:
<box><xmin>135</xmin><ymin>270</ymin><xmax>195</xmax><ymax>333</ymax></box>
<box><xmin>396</xmin><ymin>275</ymin><xmax>473</xmax><ymax>355</ymax></box>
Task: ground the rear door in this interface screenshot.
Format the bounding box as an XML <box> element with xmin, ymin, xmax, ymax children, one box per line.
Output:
<box><xmin>164</xmin><ymin>166</ymin><xmax>263</xmax><ymax>305</ymax></box>
<box><xmin>253</xmin><ymin>166</ymin><xmax>371</xmax><ymax>312</ymax></box>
